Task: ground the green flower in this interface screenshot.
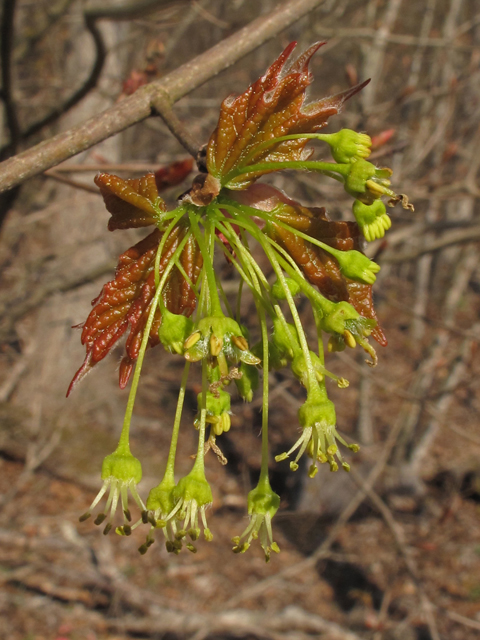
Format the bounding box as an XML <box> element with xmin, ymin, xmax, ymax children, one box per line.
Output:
<box><xmin>196</xmin><ymin>388</ymin><xmax>232</xmax><ymax>436</ymax></box>
<box><xmin>271</xmin><ymin>276</ymin><xmax>301</xmax><ymax>299</ymax></box>
<box><xmin>79</xmin><ymin>446</ymin><xmax>145</xmax><ymax>536</ymax></box>
<box><xmin>184</xmin><ymin>316</ymin><xmax>260</xmax><ymax>374</ymax></box>
<box><xmin>344</xmin><ymin>159</ymin><xmax>395</xmax><ymax>203</ymax></box>
<box><xmin>161</xmin><ymin>465</ymin><xmax>214</xmax><ymax>554</ymax></box>
<box><xmin>271</xmin><ymin>318</ymin><xmax>300</xmax><ymax>361</ymax></box>
<box><xmin>232</xmin><ymin>476</ymin><xmax>280</xmax><ymax>562</ymax></box>
<box><xmin>320</xmin><ymin>129</ymin><xmax>372</xmax><ymax>164</ymax></box>
<box><xmin>352</xmin><ymin>199</ymin><xmax>392</xmax><ymax>242</ymax></box>
<box><xmin>137</xmin><ymin>474</ymin><xmax>177</xmax><ymax>555</ymax></box>
<box><xmin>331</xmin><ymin>247</ymin><xmax>380</xmax><ymax>284</ymax></box>
<box><xmin>275</xmin><ymin>398</ymin><xmax>359</xmax><ymax>476</ymax></box>
<box><xmin>158</xmin><ymin>306</ymin><xmax>194</xmax><ymax>355</ymax></box>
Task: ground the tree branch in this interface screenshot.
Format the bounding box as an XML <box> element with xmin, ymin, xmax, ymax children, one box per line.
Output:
<box><xmin>0</xmin><ymin>0</ymin><xmax>325</xmax><ymax>194</ymax></box>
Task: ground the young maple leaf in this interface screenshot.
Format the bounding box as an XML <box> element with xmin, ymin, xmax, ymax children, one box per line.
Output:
<box><xmin>95</xmin><ymin>172</ymin><xmax>165</xmax><ymax>230</ymax></box>
<box><xmin>206</xmin><ymin>41</ymin><xmax>369</xmax><ymax>189</ymax></box>
<box><xmin>68</xmin><ymin>163</ymin><xmax>200</xmax><ymax>395</ymax></box>
<box><xmin>94</xmin><ymin>160</ymin><xmax>193</xmax><ymax>231</ymax></box>
<box><xmin>68</xmin><ymin>224</ymin><xmax>203</xmax><ymax>395</ymax></box>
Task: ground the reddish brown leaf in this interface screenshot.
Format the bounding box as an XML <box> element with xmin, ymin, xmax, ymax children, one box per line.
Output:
<box><xmin>68</xmin><ymin>224</ymin><xmax>202</xmax><ymax>395</ymax></box>
<box><xmin>206</xmin><ymin>41</ymin><xmax>369</xmax><ymax>189</ymax></box>
<box><xmin>95</xmin><ymin>172</ymin><xmax>165</xmax><ymax>231</ymax></box>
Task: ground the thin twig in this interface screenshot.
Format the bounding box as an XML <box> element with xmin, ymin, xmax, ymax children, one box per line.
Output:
<box><xmin>43</xmin><ymin>170</ymin><xmax>101</xmax><ymax>194</ymax></box>
<box><xmin>0</xmin><ymin>0</ymin><xmax>325</xmax><ymax>194</ymax></box>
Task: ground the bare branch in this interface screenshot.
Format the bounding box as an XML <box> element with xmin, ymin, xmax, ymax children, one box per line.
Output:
<box><xmin>0</xmin><ymin>0</ymin><xmax>325</xmax><ymax>194</ymax></box>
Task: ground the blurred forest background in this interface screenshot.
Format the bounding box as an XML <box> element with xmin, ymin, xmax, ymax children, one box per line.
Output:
<box><xmin>1</xmin><ymin>0</ymin><xmax>480</xmax><ymax>639</ymax></box>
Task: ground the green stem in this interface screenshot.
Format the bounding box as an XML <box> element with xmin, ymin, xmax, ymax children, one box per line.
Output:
<box><xmin>223</xmin><ymin>160</ymin><xmax>349</xmax><ymax>186</ymax></box>
<box><xmin>312</xmin><ymin>306</ymin><xmax>325</xmax><ymax>365</ymax></box>
<box><xmin>214</xmin><ymin>216</ymin><xmax>274</xmax><ymax>316</ymax></box>
<box><xmin>189</xmin><ymin>210</ymin><xmax>223</xmax><ymax>317</ymax></box>
<box><xmin>255</xmin><ymin>283</ymin><xmax>270</xmax><ymax>482</ymax></box>
<box><xmin>155</xmin><ymin>208</ymin><xmax>186</xmax><ymax>288</ymax></box>
<box><xmin>164</xmin><ymin>361</ymin><xmax>191</xmax><ymax>480</ymax></box>
<box><xmin>261</xmin><ymin>239</ymin><xmax>320</xmax><ymax>400</ymax></box>
<box><xmin>192</xmin><ymin>358</ymin><xmax>208</xmax><ymax>473</ymax></box>
<box><xmin>269</xmin><ymin>243</ymin><xmax>335</xmax><ymax>317</ymax></box>
<box><xmin>117</xmin><ymin>229</ymin><xmax>192</xmax><ymax>452</ymax></box>
<box><xmin>220</xmin><ymin>196</ymin><xmax>361</xmax><ymax>272</ymax></box>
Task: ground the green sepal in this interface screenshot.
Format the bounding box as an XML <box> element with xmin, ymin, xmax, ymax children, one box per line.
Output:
<box><xmin>174</xmin><ymin>467</ymin><xmax>213</xmax><ymax>508</ymax></box>
<box><xmin>199</xmin><ymin>388</ymin><xmax>231</xmax><ymax>417</ymax></box>
<box><xmin>247</xmin><ymin>476</ymin><xmax>280</xmax><ymax>518</ymax></box>
<box><xmin>271</xmin><ymin>318</ymin><xmax>300</xmax><ymax>360</ymax></box>
<box><xmin>298</xmin><ymin>398</ymin><xmax>336</xmax><ymax>430</ymax></box>
<box><xmin>344</xmin><ymin>158</ymin><xmax>376</xmax><ymax>198</ymax></box>
<box><xmin>291</xmin><ymin>350</ymin><xmax>325</xmax><ymax>388</ymax></box>
<box><xmin>158</xmin><ymin>306</ymin><xmax>194</xmax><ymax>354</ymax></box>
<box><xmin>101</xmin><ymin>449</ymin><xmax>142</xmax><ymax>484</ymax></box>
<box><xmin>146</xmin><ymin>474</ymin><xmax>176</xmax><ymax>514</ymax></box>
<box><xmin>333</xmin><ymin>248</ymin><xmax>380</xmax><ymax>285</ymax></box>
<box><xmin>321</xmin><ymin>129</ymin><xmax>371</xmax><ymax>164</ymax></box>
<box><xmin>317</xmin><ymin>300</ymin><xmax>360</xmax><ymax>335</ymax></box>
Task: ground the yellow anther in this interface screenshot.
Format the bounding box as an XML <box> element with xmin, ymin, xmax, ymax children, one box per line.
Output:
<box><xmin>184</xmin><ymin>331</ymin><xmax>201</xmax><ymax>350</ymax></box>
<box><xmin>343</xmin><ymin>330</ymin><xmax>356</xmax><ymax>349</ymax></box>
<box><xmin>210</xmin><ymin>334</ymin><xmax>223</xmax><ymax>356</ymax></box>
<box><xmin>232</xmin><ymin>335</ymin><xmax>249</xmax><ymax>351</ymax></box>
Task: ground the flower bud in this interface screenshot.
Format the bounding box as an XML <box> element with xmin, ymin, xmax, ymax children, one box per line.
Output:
<box><xmin>352</xmin><ymin>199</ymin><xmax>392</xmax><ymax>242</ymax></box>
<box><xmin>332</xmin><ymin>248</ymin><xmax>380</xmax><ymax>284</ymax></box>
<box><xmin>321</xmin><ymin>129</ymin><xmax>372</xmax><ymax>164</ymax></box>
<box><xmin>158</xmin><ymin>307</ymin><xmax>194</xmax><ymax>354</ymax></box>
<box><xmin>271</xmin><ymin>318</ymin><xmax>300</xmax><ymax>361</ymax></box>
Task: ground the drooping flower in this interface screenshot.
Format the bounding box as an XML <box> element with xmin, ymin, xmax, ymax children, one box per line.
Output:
<box><xmin>275</xmin><ymin>395</ymin><xmax>359</xmax><ymax>477</ymax></box>
<box><xmin>232</xmin><ymin>475</ymin><xmax>280</xmax><ymax>562</ymax></box>
<box><xmin>79</xmin><ymin>445</ymin><xmax>145</xmax><ymax>535</ymax></box>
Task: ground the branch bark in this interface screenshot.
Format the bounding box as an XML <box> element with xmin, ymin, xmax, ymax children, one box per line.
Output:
<box><xmin>0</xmin><ymin>0</ymin><xmax>324</xmax><ymax>194</ymax></box>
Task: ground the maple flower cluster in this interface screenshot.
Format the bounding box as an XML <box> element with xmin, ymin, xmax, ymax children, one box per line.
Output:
<box><xmin>71</xmin><ymin>42</ymin><xmax>411</xmax><ymax>561</ymax></box>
